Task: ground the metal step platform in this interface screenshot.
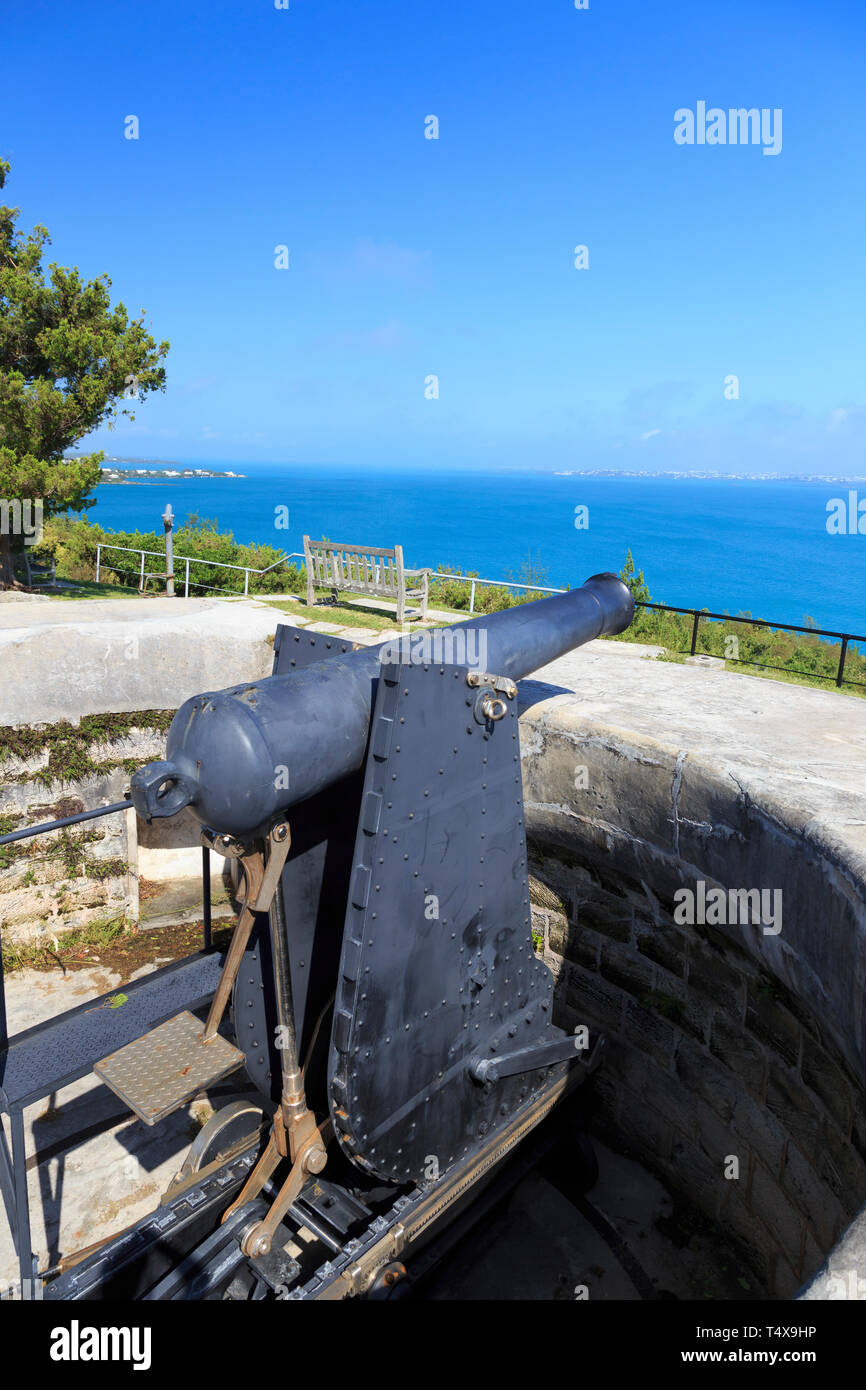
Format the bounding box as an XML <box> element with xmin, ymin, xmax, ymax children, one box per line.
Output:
<box><xmin>93</xmin><ymin>1011</ymin><xmax>246</xmax><ymax>1125</ymax></box>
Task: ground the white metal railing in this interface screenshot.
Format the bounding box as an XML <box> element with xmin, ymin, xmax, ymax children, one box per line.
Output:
<box><xmin>95</xmin><ymin>543</ymin><xmax>304</xmax><ymax>598</ymax></box>
<box><xmin>92</xmin><ymin>541</ymin><xmax>557</xmax><ymax>612</ymax></box>
<box><xmin>430</xmin><ymin>570</ymin><xmax>565</xmax><ymax>613</ymax></box>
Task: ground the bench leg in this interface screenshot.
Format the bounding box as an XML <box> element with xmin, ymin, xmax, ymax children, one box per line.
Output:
<box><xmin>420</xmin><ymin>574</ymin><xmax>429</xmax><ymax>620</ymax></box>
<box><xmin>306</xmin><ymin>571</ymin><xmax>314</xmax><ymax>608</ymax></box>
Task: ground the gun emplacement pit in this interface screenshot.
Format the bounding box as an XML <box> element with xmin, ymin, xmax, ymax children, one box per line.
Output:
<box><xmin>520</xmin><ymin>643</ymin><xmax>866</xmax><ymax>1300</ymax></box>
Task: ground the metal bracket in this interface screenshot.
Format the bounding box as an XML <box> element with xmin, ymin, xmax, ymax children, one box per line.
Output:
<box><xmin>467</xmin><ymin>670</ymin><xmax>517</xmax><ymax>725</ymax></box>
<box><xmin>223</xmin><ymin>1116</ymin><xmax>333</xmax><ymax>1257</ymax></box>
<box><xmin>200</xmin><ymin>827</ymin><xmax>255</xmax><ymax>861</ymax></box>
<box><xmin>469</xmin><ymin>1031</ymin><xmax>605</xmax><ymax>1085</ymax></box>
<box><xmin>201</xmin><ymin>821</ymin><xmax>291</xmax><ymax>1042</ymax></box>
<box><xmin>466</xmin><ymin>670</ymin><xmax>517</xmax><ymax>699</ymax></box>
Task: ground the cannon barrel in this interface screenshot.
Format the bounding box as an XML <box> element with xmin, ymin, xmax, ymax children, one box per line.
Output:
<box><xmin>131</xmin><ymin>572</ymin><xmax>633</xmax><ymax>838</ymax></box>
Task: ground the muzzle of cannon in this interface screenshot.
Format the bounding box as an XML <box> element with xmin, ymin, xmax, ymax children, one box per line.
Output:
<box><xmin>37</xmin><ymin>574</ymin><xmax>633</xmax><ymax>1298</ymax></box>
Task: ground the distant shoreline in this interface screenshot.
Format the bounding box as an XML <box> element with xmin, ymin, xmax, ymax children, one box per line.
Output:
<box><xmin>65</xmin><ymin>454</ymin><xmax>866</xmax><ymax>485</ymax></box>
<box><xmin>100</xmin><ymin>467</ymin><xmax>245</xmax><ymax>483</ymax></box>
<box><xmin>546</xmin><ymin>470</ymin><xmax>866</xmax><ymax>482</ymax></box>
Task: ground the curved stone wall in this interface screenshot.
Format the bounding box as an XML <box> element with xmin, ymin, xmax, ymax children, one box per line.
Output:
<box><xmin>519</xmin><ymin>685</ymin><xmax>866</xmax><ymax>1300</ymax></box>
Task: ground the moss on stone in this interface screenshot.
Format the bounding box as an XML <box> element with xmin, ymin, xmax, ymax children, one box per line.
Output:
<box><xmin>84</xmin><ymin>858</ymin><xmax>127</xmax><ymax>882</ymax></box>
<box><xmin>0</xmin><ymin>709</ymin><xmax>175</xmax><ymax>786</ymax></box>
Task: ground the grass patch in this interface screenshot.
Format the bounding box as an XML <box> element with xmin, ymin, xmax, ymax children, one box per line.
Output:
<box><xmin>262</xmin><ymin>597</ymin><xmax>400</xmax><ymax>630</ymax></box>
<box><xmin>32</xmin><ymin>577</ymin><xmax>144</xmax><ymax>601</ymax></box>
<box><xmin>2</xmin><ymin>916</ymin><xmax>234</xmax><ymax>980</ymax></box>
<box><xmin>262</xmin><ymin>594</ymin><xmax>462</xmax><ymax>631</ymax></box>
<box><xmin>2</xmin><ymin>915</ymin><xmax>132</xmax><ymax>974</ymax></box>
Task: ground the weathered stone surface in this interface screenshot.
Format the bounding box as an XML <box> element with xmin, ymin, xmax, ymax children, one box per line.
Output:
<box><xmin>687</xmin><ymin>944</ymin><xmax>747</xmax><ymax>1018</ymax></box>
<box><xmin>0</xmin><ymin>596</ymin><xmax>278</xmax><ymax>723</ymax></box>
<box><xmin>716</xmin><ymin>1189</ymin><xmax>775</xmax><ymax>1291</ymax></box>
<box><xmin>564</xmin><ymin>963</ymin><xmax>624</xmax><ymax>1034</ymax></box>
<box><xmin>750</xmin><ymin>1159</ymin><xmax>806</xmax><ymax>1271</ymax></box>
<box><xmin>675</xmin><ymin>1038</ymin><xmax>740</xmax><ymax>1125</ymax></box>
<box><xmin>773</xmin><ymin>1253</ymin><xmax>802</xmax><ymax>1299</ymax></box>
<box><xmin>731</xmin><ymin>1092</ymin><xmax>787</xmax><ymax>1181</ymax></box>
<box><xmin>781</xmin><ymin>1140</ymin><xmax>847</xmax><ymax>1251</ymax></box>
<box><xmin>765</xmin><ymin>1065</ymin><xmax>826</xmax><ymax>1166</ymax></box>
<box><xmin>667</xmin><ymin>1135</ymin><xmax>726</xmax><ymax>1211</ymax></box>
<box><xmin>616</xmin><ymin>1083</ymin><xmax>675</xmax><ymax>1165</ymax></box>
<box><xmin>800</xmin><ymin>1228</ymin><xmax>826</xmax><ymax>1291</ymax></box>
<box><xmin>599</xmin><ymin>939</ymin><xmax>656</xmax><ymax>995</ymax></box>
<box><xmin>745</xmin><ymin>984</ymin><xmax>803</xmax><ymax>1071</ymax></box>
<box><xmin>692</xmin><ymin>1097</ymin><xmax>739</xmax><ymax>1177</ymax></box>
<box><xmin>575</xmin><ymin>889</ymin><xmax>633</xmax><ymax>943</ymax></box>
<box><xmin>800</xmin><ymin>1039</ymin><xmax>853</xmax><ymax>1134</ymax></box>
<box><xmin>709</xmin><ymin>1010</ymin><xmax>768</xmax><ymax>1096</ymax></box>
<box><xmin>548</xmin><ymin>912</ymin><xmax>599</xmax><ymax>970</ymax></box>
<box><xmin>518</xmin><ymin>648</ymin><xmax>866</xmax><ymax>1301</ymax></box>
<box><xmin>634</xmin><ymin>919</ymin><xmax>688</xmax><ymax>978</ymax></box>
<box><xmin>623</xmin><ymin>996</ymin><xmax>677</xmax><ymax>1069</ymax></box>
<box><xmin>816</xmin><ymin>1127</ymin><xmax>866</xmax><ymax>1213</ymax></box>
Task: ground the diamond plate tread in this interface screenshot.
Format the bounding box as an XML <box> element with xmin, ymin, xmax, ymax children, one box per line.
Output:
<box><xmin>0</xmin><ymin>949</ymin><xmax>226</xmax><ymax>1112</ymax></box>
<box><xmin>93</xmin><ymin>1010</ymin><xmax>245</xmax><ymax>1125</ymax></box>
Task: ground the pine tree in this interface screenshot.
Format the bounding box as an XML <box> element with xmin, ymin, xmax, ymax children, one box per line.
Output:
<box><xmin>619</xmin><ymin>549</ymin><xmax>652</xmax><ymax>605</ymax></box>
<box><xmin>0</xmin><ymin>159</ymin><xmax>169</xmax><ymax>586</ymax></box>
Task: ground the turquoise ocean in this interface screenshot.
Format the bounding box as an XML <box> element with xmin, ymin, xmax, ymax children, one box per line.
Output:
<box><xmin>85</xmin><ymin>464</ymin><xmax>866</xmax><ymax>638</ymax></box>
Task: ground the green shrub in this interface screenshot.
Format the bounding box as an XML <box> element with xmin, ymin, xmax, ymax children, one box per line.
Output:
<box><xmin>34</xmin><ymin>513</ymin><xmax>303</xmax><ymax>597</ymax></box>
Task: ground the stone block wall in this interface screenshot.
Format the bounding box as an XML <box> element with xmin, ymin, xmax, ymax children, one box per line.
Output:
<box><xmin>519</xmin><ymin>690</ymin><xmax>866</xmax><ymax>1300</ymax></box>
<box><xmin>0</xmin><ymin>714</ymin><xmax>170</xmax><ymax>941</ymax></box>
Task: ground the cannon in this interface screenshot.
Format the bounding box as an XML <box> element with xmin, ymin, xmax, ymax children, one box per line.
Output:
<box><xmin>1</xmin><ymin>573</ymin><xmax>633</xmax><ymax>1300</ymax></box>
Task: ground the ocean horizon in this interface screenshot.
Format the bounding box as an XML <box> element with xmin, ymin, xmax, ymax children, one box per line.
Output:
<box><xmin>81</xmin><ymin>462</ymin><xmax>866</xmax><ymax>638</ymax></box>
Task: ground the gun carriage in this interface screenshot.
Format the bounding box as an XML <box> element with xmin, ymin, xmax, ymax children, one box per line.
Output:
<box><xmin>0</xmin><ymin>573</ymin><xmax>633</xmax><ymax>1299</ymax></box>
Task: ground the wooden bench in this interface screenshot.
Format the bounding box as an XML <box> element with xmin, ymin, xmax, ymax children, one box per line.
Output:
<box><xmin>14</xmin><ymin>554</ymin><xmax>56</xmax><ymax>587</ymax></box>
<box><xmin>302</xmin><ymin>536</ymin><xmax>430</xmax><ymax>623</ymax></box>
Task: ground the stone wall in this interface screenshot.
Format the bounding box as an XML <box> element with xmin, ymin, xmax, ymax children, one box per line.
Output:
<box><xmin>519</xmin><ymin>685</ymin><xmax>866</xmax><ymax>1300</ymax></box>
<box><xmin>0</xmin><ymin>712</ymin><xmax>250</xmax><ymax>943</ymax></box>
<box><xmin>0</xmin><ymin>716</ymin><xmax>172</xmax><ymax>941</ymax></box>
<box><xmin>0</xmin><ymin>597</ymin><xmax>280</xmax><ymax>940</ymax></box>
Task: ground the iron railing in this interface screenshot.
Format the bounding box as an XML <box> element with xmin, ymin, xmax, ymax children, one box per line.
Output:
<box><xmin>427</xmin><ymin>572</ymin><xmax>864</xmax><ymax>691</ymax></box>
<box><xmin>634</xmin><ymin>602</ymin><xmax>864</xmax><ymax>690</ymax></box>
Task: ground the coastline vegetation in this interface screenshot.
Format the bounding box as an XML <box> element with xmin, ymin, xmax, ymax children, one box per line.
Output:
<box><xmin>29</xmin><ymin>517</ymin><xmax>866</xmax><ymax>697</ymax></box>
<box><xmin>33</xmin><ymin>512</ymin><xmax>302</xmax><ymax>596</ymax></box>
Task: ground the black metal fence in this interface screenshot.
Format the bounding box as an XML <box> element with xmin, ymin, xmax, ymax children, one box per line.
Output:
<box><xmin>634</xmin><ymin>602</ymin><xmax>865</xmax><ymax>690</ymax></box>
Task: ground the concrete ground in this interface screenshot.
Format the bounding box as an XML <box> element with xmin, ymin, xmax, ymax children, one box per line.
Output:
<box><xmin>527</xmin><ymin>639</ymin><xmax>866</xmax><ymax>861</ymax></box>
<box><xmin>0</xmin><ymin>960</ymin><xmax>235</xmax><ymax>1286</ymax></box>
<box><xmin>0</xmin><ymin>590</ymin><xmax>438</xmax><ymax>724</ymax></box>
<box><xmin>0</xmin><ymin>593</ymin><xmax>277</xmax><ymax>724</ymax></box>
<box><xmin>1</xmin><ymin>592</ymin><xmax>863</xmax><ymax>1294</ymax></box>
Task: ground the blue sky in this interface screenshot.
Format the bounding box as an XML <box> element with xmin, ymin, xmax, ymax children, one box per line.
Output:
<box><xmin>2</xmin><ymin>0</ymin><xmax>865</xmax><ymax>473</ymax></box>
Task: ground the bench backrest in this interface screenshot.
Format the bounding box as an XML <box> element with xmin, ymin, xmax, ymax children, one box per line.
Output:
<box><xmin>303</xmin><ymin>537</ymin><xmax>404</xmax><ymax>596</ymax></box>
